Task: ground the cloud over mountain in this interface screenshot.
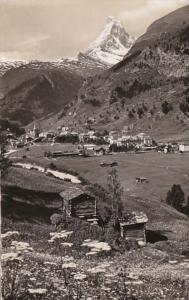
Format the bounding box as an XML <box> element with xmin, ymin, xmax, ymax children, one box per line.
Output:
<box><xmin>0</xmin><ymin>0</ymin><xmax>188</xmax><ymax>60</ymax></box>
<box><xmin>119</xmin><ymin>0</ymin><xmax>188</xmax><ymax>20</ymax></box>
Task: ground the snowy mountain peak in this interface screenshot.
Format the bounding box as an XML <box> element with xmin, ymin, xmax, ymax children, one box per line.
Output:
<box><xmin>107</xmin><ymin>16</ymin><xmax>118</xmax><ymax>22</ymax></box>
<box><xmin>105</xmin><ymin>16</ymin><xmax>122</xmax><ymax>29</ymax></box>
<box><xmin>85</xmin><ymin>16</ymin><xmax>135</xmax><ymax>66</ymax></box>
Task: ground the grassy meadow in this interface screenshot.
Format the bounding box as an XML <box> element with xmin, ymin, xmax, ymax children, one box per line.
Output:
<box><xmin>9</xmin><ymin>144</ymin><xmax>189</xmax><ymax>220</ymax></box>
<box><xmin>2</xmin><ymin>143</ymin><xmax>189</xmax><ymax>299</ymax></box>
<box><xmin>2</xmin><ymin>218</ymin><xmax>189</xmax><ymax>300</ymax></box>
<box><xmin>10</xmin><ymin>144</ymin><xmax>189</xmax><ymax>200</ymax></box>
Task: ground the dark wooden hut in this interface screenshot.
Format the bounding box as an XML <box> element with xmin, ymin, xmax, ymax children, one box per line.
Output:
<box><xmin>119</xmin><ymin>212</ymin><xmax>148</xmax><ymax>245</ymax></box>
<box><xmin>59</xmin><ymin>187</ymin><xmax>97</xmax><ymax>220</ymax></box>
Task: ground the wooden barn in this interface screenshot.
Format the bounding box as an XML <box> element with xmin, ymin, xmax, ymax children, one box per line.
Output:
<box><xmin>59</xmin><ymin>187</ymin><xmax>97</xmax><ymax>221</ymax></box>
<box><xmin>119</xmin><ymin>212</ymin><xmax>148</xmax><ymax>245</ymax></box>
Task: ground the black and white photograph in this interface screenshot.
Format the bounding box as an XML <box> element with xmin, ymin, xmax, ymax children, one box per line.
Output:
<box><xmin>0</xmin><ymin>0</ymin><xmax>189</xmax><ymax>299</ymax></box>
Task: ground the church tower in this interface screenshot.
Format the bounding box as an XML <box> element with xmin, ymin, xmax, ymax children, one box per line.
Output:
<box><xmin>33</xmin><ymin>121</ymin><xmax>39</xmax><ymax>138</ymax></box>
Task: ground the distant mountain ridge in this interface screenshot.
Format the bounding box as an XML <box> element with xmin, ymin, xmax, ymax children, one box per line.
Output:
<box><xmin>0</xmin><ymin>16</ymin><xmax>134</xmax><ymax>126</ymax></box>
<box><xmin>0</xmin><ymin>59</ymin><xmax>27</xmax><ymax>78</ymax></box>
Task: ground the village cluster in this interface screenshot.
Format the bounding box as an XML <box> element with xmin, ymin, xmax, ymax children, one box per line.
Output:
<box><xmin>6</xmin><ymin>122</ymin><xmax>189</xmax><ymax>155</ymax></box>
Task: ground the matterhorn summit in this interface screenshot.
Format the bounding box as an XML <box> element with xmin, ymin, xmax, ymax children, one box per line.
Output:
<box><xmin>85</xmin><ymin>16</ymin><xmax>135</xmax><ymax>66</ymax></box>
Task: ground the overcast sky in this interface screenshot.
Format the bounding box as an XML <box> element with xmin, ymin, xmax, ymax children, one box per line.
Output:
<box><xmin>0</xmin><ymin>0</ymin><xmax>188</xmax><ymax>60</ymax></box>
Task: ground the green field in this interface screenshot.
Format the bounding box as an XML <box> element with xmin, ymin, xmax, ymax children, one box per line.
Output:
<box><xmin>10</xmin><ymin>144</ymin><xmax>189</xmax><ymax>200</ymax></box>
<box><xmin>9</xmin><ymin>144</ymin><xmax>189</xmax><ymax>224</ymax></box>
<box><xmin>4</xmin><ymin>166</ymin><xmax>67</xmax><ymax>193</ymax></box>
<box><xmin>3</xmin><ymin>144</ymin><xmax>189</xmax><ymax>299</ymax></box>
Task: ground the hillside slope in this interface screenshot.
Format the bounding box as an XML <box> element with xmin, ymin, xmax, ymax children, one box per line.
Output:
<box><xmin>0</xmin><ymin>54</ymin><xmax>108</xmax><ymax>127</ymax></box>
<box><xmin>5</xmin><ymin>149</ymin><xmax>189</xmax><ymax>243</ymax></box>
<box><xmin>63</xmin><ymin>5</ymin><xmax>189</xmax><ymax>141</ymax></box>
<box><xmin>0</xmin><ymin>61</ymin><xmax>87</xmax><ymax>126</ymax></box>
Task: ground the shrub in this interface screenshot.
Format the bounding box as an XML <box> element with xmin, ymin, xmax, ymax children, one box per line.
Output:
<box><xmin>121</xmin><ymin>99</ymin><xmax>125</xmax><ymax>108</ymax></box>
<box><xmin>0</xmin><ymin>133</ymin><xmax>11</xmax><ymax>178</ymax></box>
<box><xmin>128</xmin><ymin>111</ymin><xmax>134</xmax><ymax>119</ymax></box>
<box><xmin>142</xmin><ymin>103</ymin><xmax>148</xmax><ymax>112</ymax></box>
<box><xmin>132</xmin><ymin>108</ymin><xmax>136</xmax><ymax>114</ymax></box>
<box><xmin>84</xmin><ymin>98</ymin><xmax>101</xmax><ymax>107</ymax></box>
<box><xmin>179</xmin><ymin>101</ymin><xmax>189</xmax><ymax>114</ymax></box>
<box><xmin>59</xmin><ymin>217</ymin><xmax>104</xmax><ymax>250</ymax></box>
<box><xmin>50</xmin><ymin>213</ymin><xmax>64</xmax><ymax>228</ymax></box>
<box><xmin>161</xmin><ymin>101</ymin><xmax>173</xmax><ymax>114</ymax></box>
<box><xmin>137</xmin><ymin>107</ymin><xmax>144</xmax><ymax>119</ymax></box>
<box><xmin>49</xmin><ymin>162</ymin><xmax>57</xmax><ymax>170</ymax></box>
<box><xmin>110</xmin><ymin>95</ymin><xmax>118</xmax><ymax>104</ymax></box>
<box><xmin>114</xmin><ymin>86</ymin><xmax>127</xmax><ymax>98</ymax></box>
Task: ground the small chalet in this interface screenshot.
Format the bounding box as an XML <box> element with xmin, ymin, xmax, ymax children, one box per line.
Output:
<box><xmin>59</xmin><ymin>187</ymin><xmax>97</xmax><ymax>222</ymax></box>
<box><xmin>119</xmin><ymin>212</ymin><xmax>148</xmax><ymax>245</ymax></box>
<box><xmin>80</xmin><ymin>145</ymin><xmax>108</xmax><ymax>157</ymax></box>
<box><xmin>95</xmin><ymin>146</ymin><xmax>107</xmax><ymax>156</ymax></box>
<box><xmin>179</xmin><ymin>144</ymin><xmax>189</xmax><ymax>153</ymax></box>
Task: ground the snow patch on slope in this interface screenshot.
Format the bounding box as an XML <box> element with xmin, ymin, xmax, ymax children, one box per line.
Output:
<box><xmin>0</xmin><ymin>59</ymin><xmax>28</xmax><ymax>77</ymax></box>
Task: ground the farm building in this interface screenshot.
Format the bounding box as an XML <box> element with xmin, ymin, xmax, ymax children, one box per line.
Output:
<box><xmin>80</xmin><ymin>144</ymin><xmax>109</xmax><ymax>157</ymax></box>
<box><xmin>39</xmin><ymin>131</ymin><xmax>55</xmax><ymax>139</ymax></box>
<box><xmin>59</xmin><ymin>187</ymin><xmax>97</xmax><ymax>221</ymax></box>
<box><xmin>179</xmin><ymin>144</ymin><xmax>189</xmax><ymax>153</ymax></box>
<box><xmin>95</xmin><ymin>146</ymin><xmax>109</xmax><ymax>156</ymax></box>
<box><xmin>119</xmin><ymin>212</ymin><xmax>148</xmax><ymax>245</ymax></box>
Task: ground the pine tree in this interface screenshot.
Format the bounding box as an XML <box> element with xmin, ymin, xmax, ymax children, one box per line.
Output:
<box><xmin>107</xmin><ymin>168</ymin><xmax>124</xmax><ymax>218</ymax></box>
<box><xmin>186</xmin><ymin>195</ymin><xmax>189</xmax><ymax>215</ymax></box>
<box><xmin>166</xmin><ymin>184</ymin><xmax>185</xmax><ymax>212</ymax></box>
<box><xmin>0</xmin><ymin>133</ymin><xmax>10</xmax><ymax>178</ymax></box>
